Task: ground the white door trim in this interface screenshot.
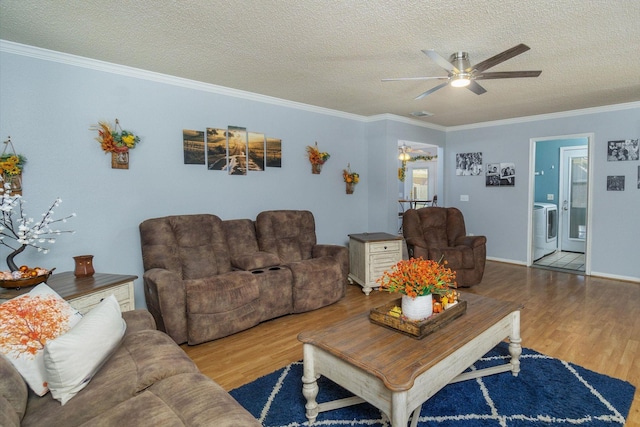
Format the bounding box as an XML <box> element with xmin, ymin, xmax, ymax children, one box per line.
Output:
<box><xmin>528</xmin><ymin>133</ymin><xmax>594</xmax><ymax>274</ymax></box>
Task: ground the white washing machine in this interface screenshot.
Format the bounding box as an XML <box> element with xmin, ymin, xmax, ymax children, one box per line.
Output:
<box><xmin>533</xmin><ymin>203</ymin><xmax>558</xmax><ymax>261</ymax></box>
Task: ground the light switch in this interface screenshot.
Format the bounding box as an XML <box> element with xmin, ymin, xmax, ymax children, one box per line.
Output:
<box><xmin>460</xmin><ymin>195</ymin><xmax>469</xmax><ymax>202</ymax></box>
<box><xmin>547</xmin><ymin>194</ymin><xmax>554</xmax><ymax>201</ymax></box>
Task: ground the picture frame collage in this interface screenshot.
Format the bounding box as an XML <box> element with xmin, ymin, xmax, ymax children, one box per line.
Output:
<box><xmin>606</xmin><ymin>139</ymin><xmax>639</xmax><ymax>191</ymax></box>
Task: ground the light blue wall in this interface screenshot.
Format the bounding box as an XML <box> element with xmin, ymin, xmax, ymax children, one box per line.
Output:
<box><xmin>0</xmin><ymin>47</ymin><xmax>440</xmax><ymax>307</ymax></box>
<box><xmin>445</xmin><ymin>108</ymin><xmax>640</xmax><ymax>279</ymax></box>
<box><xmin>1</xmin><ymin>43</ymin><xmax>638</xmax><ymax>308</ymax></box>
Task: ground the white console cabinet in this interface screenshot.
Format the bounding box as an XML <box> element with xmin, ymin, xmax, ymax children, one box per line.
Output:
<box><xmin>348</xmin><ymin>232</ymin><xmax>403</xmax><ymax>295</ymax></box>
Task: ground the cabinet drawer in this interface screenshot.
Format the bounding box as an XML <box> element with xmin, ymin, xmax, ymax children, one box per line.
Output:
<box><xmin>370</xmin><ymin>253</ymin><xmax>401</xmax><ymax>267</ymax></box>
<box><xmin>369</xmin><ymin>240</ymin><xmax>401</xmax><ymax>253</ymax></box>
<box><xmin>69</xmin><ymin>283</ymin><xmax>132</xmax><ymax>314</ymax></box>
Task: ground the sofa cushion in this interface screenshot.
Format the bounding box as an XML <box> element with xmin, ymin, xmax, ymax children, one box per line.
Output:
<box><xmin>256</xmin><ymin>210</ymin><xmax>317</xmax><ymax>263</ymax></box>
<box><xmin>0</xmin><ymin>353</ymin><xmax>27</xmax><ymax>427</ymax></box>
<box><xmin>78</xmin><ymin>373</ymin><xmax>261</xmax><ymax>427</ymax></box>
<box><xmin>22</xmin><ymin>329</ymin><xmax>198</xmax><ymax>427</ymax></box>
<box><xmin>0</xmin><ymin>284</ymin><xmax>82</xmax><ymax>396</ymax></box>
<box><xmin>140</xmin><ymin>214</ymin><xmax>233</xmax><ymax>279</ymax></box>
<box><xmin>44</xmin><ymin>295</ymin><xmax>126</xmax><ymax>405</ymax></box>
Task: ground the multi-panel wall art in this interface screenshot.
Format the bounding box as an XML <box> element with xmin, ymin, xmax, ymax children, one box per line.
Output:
<box><xmin>486</xmin><ymin>162</ymin><xmax>516</xmax><ymax>187</ymax></box>
<box><xmin>183</xmin><ymin>127</ymin><xmax>282</xmax><ymax>174</ymax></box>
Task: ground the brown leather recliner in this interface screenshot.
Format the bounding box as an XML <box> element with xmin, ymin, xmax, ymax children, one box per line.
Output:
<box><xmin>402</xmin><ymin>207</ymin><xmax>487</xmax><ymax>287</ymax></box>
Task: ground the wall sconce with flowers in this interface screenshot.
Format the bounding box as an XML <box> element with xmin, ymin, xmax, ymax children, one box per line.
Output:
<box><xmin>306</xmin><ymin>142</ymin><xmax>330</xmax><ymax>174</ymax></box>
<box><xmin>91</xmin><ymin>119</ymin><xmax>141</xmax><ymax>169</ymax></box>
<box><xmin>1</xmin><ymin>137</ymin><xmax>26</xmax><ymax>196</ymax></box>
<box><xmin>343</xmin><ymin>163</ymin><xmax>359</xmax><ymax>194</ymax></box>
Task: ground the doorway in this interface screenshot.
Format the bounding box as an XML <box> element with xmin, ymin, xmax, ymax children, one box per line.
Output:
<box><xmin>529</xmin><ymin>134</ymin><xmax>593</xmax><ymax>274</ymax></box>
<box><xmin>397</xmin><ymin>141</ymin><xmax>443</xmax><ymax>232</ymax></box>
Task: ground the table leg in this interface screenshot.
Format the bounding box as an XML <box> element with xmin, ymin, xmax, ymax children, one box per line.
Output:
<box><xmin>390</xmin><ymin>391</ymin><xmax>410</xmax><ymax>427</ymax></box>
<box><xmin>508</xmin><ymin>310</ymin><xmax>522</xmax><ymax>376</ymax></box>
<box><xmin>409</xmin><ymin>405</ymin><xmax>422</xmax><ymax>427</ymax></box>
<box><xmin>302</xmin><ymin>345</ymin><xmax>320</xmax><ymax>424</ymax></box>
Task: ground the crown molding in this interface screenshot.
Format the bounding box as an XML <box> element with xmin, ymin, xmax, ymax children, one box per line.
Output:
<box><xmin>0</xmin><ymin>39</ymin><xmax>367</xmax><ymax>122</ymax></box>
<box><xmin>3</xmin><ymin>40</ymin><xmax>638</xmax><ymax>133</ymax></box>
<box><xmin>446</xmin><ymin>101</ymin><xmax>640</xmax><ymax>132</ymax></box>
<box><xmin>364</xmin><ymin>114</ymin><xmax>446</xmax><ymax>131</ymax></box>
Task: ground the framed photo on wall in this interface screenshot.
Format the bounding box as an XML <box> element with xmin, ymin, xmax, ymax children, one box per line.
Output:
<box><xmin>486</xmin><ymin>162</ymin><xmax>515</xmax><ymax>187</ymax></box>
<box><xmin>456</xmin><ymin>152</ymin><xmax>483</xmax><ymax>176</ymax></box>
<box><xmin>607</xmin><ymin>175</ymin><xmax>625</xmax><ymax>191</ymax></box>
<box><xmin>607</xmin><ymin>139</ymin><xmax>639</xmax><ymax>161</ymax></box>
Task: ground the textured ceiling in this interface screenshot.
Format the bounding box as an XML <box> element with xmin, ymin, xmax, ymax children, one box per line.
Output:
<box><xmin>1</xmin><ymin>0</ymin><xmax>639</xmax><ymax>127</ymax></box>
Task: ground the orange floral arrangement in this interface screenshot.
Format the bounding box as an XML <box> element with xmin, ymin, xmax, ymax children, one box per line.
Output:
<box><xmin>306</xmin><ymin>142</ymin><xmax>330</xmax><ymax>165</ymax></box>
<box><xmin>91</xmin><ymin>119</ymin><xmax>140</xmax><ymax>153</ymax></box>
<box><xmin>343</xmin><ymin>164</ymin><xmax>359</xmax><ymax>184</ymax></box>
<box><xmin>377</xmin><ymin>257</ymin><xmax>456</xmax><ymax>298</ymax></box>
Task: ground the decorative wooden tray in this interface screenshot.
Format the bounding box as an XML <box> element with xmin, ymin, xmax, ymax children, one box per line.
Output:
<box><xmin>0</xmin><ymin>269</ymin><xmax>54</xmax><ymax>289</ymax></box>
<box><xmin>369</xmin><ymin>298</ymin><xmax>467</xmax><ymax>339</ymax></box>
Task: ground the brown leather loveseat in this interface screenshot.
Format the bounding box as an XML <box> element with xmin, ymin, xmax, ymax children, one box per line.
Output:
<box><xmin>139</xmin><ymin>210</ymin><xmax>348</xmax><ymax>345</ymax></box>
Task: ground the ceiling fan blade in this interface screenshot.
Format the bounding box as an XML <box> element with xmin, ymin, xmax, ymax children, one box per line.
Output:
<box><xmin>414</xmin><ymin>82</ymin><xmax>449</xmax><ymax>100</ymax></box>
<box><xmin>467</xmin><ymin>80</ymin><xmax>487</xmax><ymax>95</ymax></box>
<box><xmin>422</xmin><ymin>49</ymin><xmax>459</xmax><ymax>73</ymax></box>
<box><xmin>475</xmin><ymin>70</ymin><xmax>542</xmax><ymax>80</ymax></box>
<box><xmin>381</xmin><ymin>76</ymin><xmax>448</xmax><ymax>82</ymax></box>
<box><xmin>472</xmin><ymin>44</ymin><xmax>531</xmax><ymax>73</ymax></box>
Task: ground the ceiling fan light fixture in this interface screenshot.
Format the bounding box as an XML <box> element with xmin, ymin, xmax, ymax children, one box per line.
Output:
<box><xmin>450</xmin><ymin>75</ymin><xmax>471</xmax><ymax>88</ymax></box>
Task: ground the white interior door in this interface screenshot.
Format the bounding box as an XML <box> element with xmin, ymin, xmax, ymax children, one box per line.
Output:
<box><xmin>559</xmin><ymin>147</ymin><xmax>587</xmax><ymax>252</ymax></box>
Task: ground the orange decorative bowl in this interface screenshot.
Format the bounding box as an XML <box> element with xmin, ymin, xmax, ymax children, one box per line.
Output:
<box><xmin>0</xmin><ymin>269</ymin><xmax>55</xmax><ymax>289</ymax></box>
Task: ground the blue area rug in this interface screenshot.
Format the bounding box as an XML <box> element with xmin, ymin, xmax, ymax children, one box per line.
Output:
<box><xmin>230</xmin><ymin>342</ymin><xmax>635</xmax><ymax>426</ymax></box>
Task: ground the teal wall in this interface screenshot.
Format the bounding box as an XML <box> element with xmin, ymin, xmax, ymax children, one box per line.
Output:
<box><xmin>534</xmin><ymin>137</ymin><xmax>588</xmax><ymax>205</ymax></box>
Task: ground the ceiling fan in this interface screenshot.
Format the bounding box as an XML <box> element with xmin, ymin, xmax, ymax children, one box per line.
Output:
<box><xmin>383</xmin><ymin>44</ymin><xmax>541</xmax><ymax>99</ymax></box>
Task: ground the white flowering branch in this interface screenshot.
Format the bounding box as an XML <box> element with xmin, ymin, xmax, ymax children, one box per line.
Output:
<box><xmin>0</xmin><ymin>183</ymin><xmax>75</xmax><ymax>255</ymax></box>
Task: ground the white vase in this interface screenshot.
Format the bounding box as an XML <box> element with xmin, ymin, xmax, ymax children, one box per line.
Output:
<box><xmin>401</xmin><ymin>294</ymin><xmax>433</xmax><ymax>321</ymax></box>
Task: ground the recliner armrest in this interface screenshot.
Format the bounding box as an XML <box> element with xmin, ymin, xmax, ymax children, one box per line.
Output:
<box><xmin>313</xmin><ymin>244</ymin><xmax>349</xmax><ymax>285</ymax></box>
<box><xmin>143</xmin><ymin>268</ymin><xmax>188</xmax><ymax>344</ymax></box>
<box><xmin>122</xmin><ymin>310</ymin><xmax>156</xmax><ymax>334</ymax></box>
<box><xmin>453</xmin><ymin>235</ymin><xmax>487</xmax><ymax>249</ymax></box>
<box><xmin>313</xmin><ymin>244</ymin><xmax>346</xmax><ymax>259</ymax></box>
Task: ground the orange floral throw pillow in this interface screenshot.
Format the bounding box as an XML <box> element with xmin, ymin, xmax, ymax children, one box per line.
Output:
<box><xmin>0</xmin><ymin>284</ymin><xmax>82</xmax><ymax>396</ymax></box>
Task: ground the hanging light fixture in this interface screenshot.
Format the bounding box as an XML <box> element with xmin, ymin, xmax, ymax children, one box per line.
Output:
<box><xmin>398</xmin><ymin>145</ymin><xmax>411</xmax><ymax>161</ymax></box>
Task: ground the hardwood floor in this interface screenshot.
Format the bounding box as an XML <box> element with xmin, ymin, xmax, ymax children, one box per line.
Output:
<box><xmin>181</xmin><ymin>261</ymin><xmax>640</xmax><ymax>425</ymax></box>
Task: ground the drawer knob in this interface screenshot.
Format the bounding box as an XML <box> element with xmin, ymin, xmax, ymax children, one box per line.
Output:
<box><xmin>384</xmin><ymin>246</ymin><xmax>387</xmax><ymax>249</ymax></box>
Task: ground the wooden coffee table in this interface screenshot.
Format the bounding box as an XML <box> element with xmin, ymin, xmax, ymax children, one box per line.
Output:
<box><xmin>298</xmin><ymin>292</ymin><xmax>522</xmax><ymax>427</ymax></box>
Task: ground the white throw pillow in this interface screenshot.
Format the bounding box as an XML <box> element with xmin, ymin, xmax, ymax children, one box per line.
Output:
<box><xmin>44</xmin><ymin>294</ymin><xmax>126</xmax><ymax>405</ymax></box>
<box><xmin>0</xmin><ymin>283</ymin><xmax>82</xmax><ymax>396</ymax></box>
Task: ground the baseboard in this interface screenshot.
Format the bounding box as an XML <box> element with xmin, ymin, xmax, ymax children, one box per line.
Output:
<box><xmin>486</xmin><ymin>256</ymin><xmax>527</xmax><ymax>266</ymax></box>
<box><xmin>589</xmin><ymin>271</ymin><xmax>640</xmax><ymax>284</ymax></box>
